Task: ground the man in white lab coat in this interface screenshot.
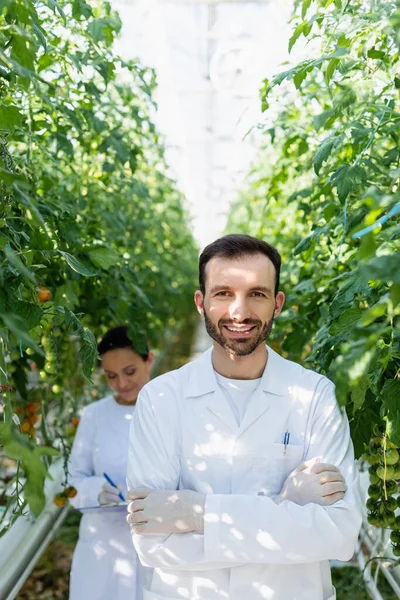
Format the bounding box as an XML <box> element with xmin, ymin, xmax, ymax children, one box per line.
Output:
<box><xmin>126</xmin><ymin>234</ymin><xmax>362</xmax><ymax>600</ymax></box>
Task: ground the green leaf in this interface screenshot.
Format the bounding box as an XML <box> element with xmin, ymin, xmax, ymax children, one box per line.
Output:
<box><xmin>351</xmin><ymin>375</ymin><xmax>369</xmax><ymax>412</ymax></box>
<box><xmin>361</xmin><ymin>255</ymin><xmax>400</xmax><ymax>284</ymax></box>
<box><xmin>58</xmin><ymin>251</ymin><xmax>96</xmax><ymax>277</ymax></box>
<box><xmin>88</xmin><ymin>247</ymin><xmax>119</xmax><ymax>270</ymax></box>
<box><xmin>382</xmin><ymin>380</ymin><xmax>400</xmax><ymax>447</ymax></box>
<box><xmin>349</xmin><ymin>396</ymin><xmax>379</xmax><ymax>459</ymax></box>
<box><xmin>72</xmin><ymin>0</ymin><xmax>93</xmax><ymax>20</ymax></box>
<box><xmin>314</xmin><ymin>136</ymin><xmax>334</xmax><ymax>175</ymax></box>
<box><xmin>127</xmin><ymin>321</ymin><xmax>148</xmax><ymax>356</ymax></box>
<box><xmin>14</xmin><ymin>301</ymin><xmax>43</xmax><ymax>330</ymax></box>
<box><xmin>293</xmin><ymin>231</ymin><xmax>318</xmax><ymax>255</ymax></box>
<box><xmin>329</xmin><ymin>307</ymin><xmax>363</xmax><ymax>336</ymax></box>
<box><xmin>0</xmin><ymin>105</ymin><xmax>24</xmax><ymax>132</ymax></box>
<box><xmin>87</xmin><ymin>17</ymin><xmax>120</xmax><ymax>44</ymax></box>
<box><xmin>289</xmin><ymin>21</ymin><xmax>305</xmax><ymax>53</ymax></box>
<box><xmin>64</xmin><ymin>306</ymin><xmax>83</xmax><ymax>334</ymax></box>
<box><xmin>1</xmin><ymin>313</ymin><xmax>44</xmax><ymax>355</ymax></box>
<box><xmin>330</xmin><ymin>164</ymin><xmax>367</xmax><ymax>201</ymax></box>
<box><xmin>4</xmin><ymin>245</ymin><xmax>36</xmax><ymax>283</ymax></box>
<box><xmin>333</xmin><ymin>86</ymin><xmax>357</xmax><ymax>113</ymax></box>
<box><xmin>367</xmin><ymin>49</ymin><xmax>386</xmax><ymax>59</ymax></box>
<box><xmin>314</xmin><ymin>109</ymin><xmax>335</xmax><ymax>131</ymax></box>
<box><xmin>360</xmin><ymin>300</ymin><xmax>387</xmax><ymax>326</ymax></box>
<box><xmin>325</xmin><ymin>58</ymin><xmax>339</xmax><ymax>84</ymax></box>
<box><xmin>44</xmin><ymin>0</ymin><xmax>66</xmax><ymax>20</ymax></box>
<box><xmin>33</xmin><ymin>23</ymin><xmax>47</xmax><ymax>52</ymax></box>
<box><xmin>78</xmin><ymin>328</ymin><xmax>98</xmax><ymax>382</ymax></box>
<box><xmin>301</xmin><ymin>0</ymin><xmax>312</xmax><ymax>19</ymax></box>
<box><xmin>390</xmin><ymin>284</ymin><xmax>400</xmax><ymax>308</ymax></box>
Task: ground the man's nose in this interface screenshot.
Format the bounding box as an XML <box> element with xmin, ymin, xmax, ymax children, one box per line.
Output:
<box><xmin>228</xmin><ymin>296</ymin><xmax>249</xmax><ymax>321</ymax></box>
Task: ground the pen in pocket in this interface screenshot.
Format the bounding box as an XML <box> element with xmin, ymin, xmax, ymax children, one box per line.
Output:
<box><xmin>283</xmin><ymin>430</ymin><xmax>290</xmax><ymax>455</ymax></box>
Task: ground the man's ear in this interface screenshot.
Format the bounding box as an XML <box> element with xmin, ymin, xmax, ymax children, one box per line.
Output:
<box><xmin>273</xmin><ymin>291</ymin><xmax>285</xmax><ymax>319</ymax></box>
<box><xmin>194</xmin><ymin>290</ymin><xmax>204</xmax><ymax>316</ymax></box>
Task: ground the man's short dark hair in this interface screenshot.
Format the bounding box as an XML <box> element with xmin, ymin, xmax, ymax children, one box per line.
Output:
<box><xmin>97</xmin><ymin>325</ymin><xmax>149</xmax><ymax>361</ymax></box>
<box><xmin>199</xmin><ymin>234</ymin><xmax>281</xmax><ymax>296</ymax></box>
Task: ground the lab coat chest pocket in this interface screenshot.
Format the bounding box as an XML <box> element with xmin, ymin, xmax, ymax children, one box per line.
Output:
<box><xmin>257</xmin><ymin>442</ymin><xmax>304</xmax><ymax>497</ymax></box>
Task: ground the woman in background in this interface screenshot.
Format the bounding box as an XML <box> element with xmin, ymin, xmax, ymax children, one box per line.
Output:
<box><xmin>68</xmin><ymin>326</ymin><xmax>154</xmax><ymax>600</ymax></box>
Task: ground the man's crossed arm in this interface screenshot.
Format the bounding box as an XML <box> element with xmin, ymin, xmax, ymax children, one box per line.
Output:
<box><xmin>126</xmin><ymin>458</ymin><xmax>347</xmax><ymax>535</ymax></box>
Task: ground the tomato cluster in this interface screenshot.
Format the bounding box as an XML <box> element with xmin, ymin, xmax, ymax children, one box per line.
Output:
<box><xmin>53</xmin><ymin>486</ymin><xmax>77</xmax><ymax>507</ymax></box>
<box><xmin>366</xmin><ymin>429</ymin><xmax>400</xmax><ymax>556</ymax></box>
<box><xmin>65</xmin><ymin>416</ymin><xmax>80</xmax><ymax>439</ymax></box>
<box><xmin>16</xmin><ymin>400</ymin><xmax>41</xmax><ymax>437</ymax></box>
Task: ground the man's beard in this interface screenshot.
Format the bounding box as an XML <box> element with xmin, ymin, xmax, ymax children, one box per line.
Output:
<box><xmin>203</xmin><ymin>309</ymin><xmax>274</xmax><ymax>357</ymax></box>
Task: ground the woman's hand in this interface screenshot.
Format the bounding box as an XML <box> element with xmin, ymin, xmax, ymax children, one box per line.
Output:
<box><xmin>98</xmin><ymin>482</ymin><xmax>124</xmax><ymax>505</ymax></box>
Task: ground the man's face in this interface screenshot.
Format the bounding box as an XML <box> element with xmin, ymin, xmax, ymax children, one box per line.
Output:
<box><xmin>194</xmin><ymin>253</ymin><xmax>285</xmax><ymax>356</ymax></box>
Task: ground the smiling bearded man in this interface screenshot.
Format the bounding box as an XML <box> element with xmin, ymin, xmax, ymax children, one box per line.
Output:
<box><xmin>125</xmin><ymin>233</ymin><xmax>361</xmax><ymax>600</ymax></box>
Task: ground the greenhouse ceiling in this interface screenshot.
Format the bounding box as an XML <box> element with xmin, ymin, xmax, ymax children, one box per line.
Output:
<box><xmin>113</xmin><ymin>0</ymin><xmax>293</xmax><ymax>247</ymax></box>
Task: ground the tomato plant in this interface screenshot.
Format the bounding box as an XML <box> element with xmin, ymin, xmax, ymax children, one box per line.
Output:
<box><xmin>228</xmin><ymin>0</ymin><xmax>400</xmax><ymax>553</ymax></box>
<box><xmin>0</xmin><ymin>0</ymin><xmax>198</xmax><ymax>532</ymax></box>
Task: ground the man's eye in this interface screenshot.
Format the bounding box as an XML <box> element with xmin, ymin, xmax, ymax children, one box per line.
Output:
<box><xmin>215</xmin><ymin>291</ymin><xmax>229</xmax><ymax>297</ymax></box>
<box><xmin>251</xmin><ymin>292</ymin><xmax>266</xmax><ymax>298</ymax></box>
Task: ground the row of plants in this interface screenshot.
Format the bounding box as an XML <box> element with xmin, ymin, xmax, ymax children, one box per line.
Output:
<box><xmin>0</xmin><ymin>0</ymin><xmax>198</xmax><ymax>533</ymax></box>
<box><xmin>228</xmin><ymin>0</ymin><xmax>400</xmax><ymax>555</ymax></box>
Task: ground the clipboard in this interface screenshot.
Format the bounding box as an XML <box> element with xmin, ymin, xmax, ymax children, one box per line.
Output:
<box><xmin>79</xmin><ymin>501</ymin><xmax>129</xmax><ymax>512</ymax></box>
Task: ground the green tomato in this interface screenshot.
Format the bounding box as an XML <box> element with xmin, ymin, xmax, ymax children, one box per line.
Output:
<box><xmin>52</xmin><ymin>384</ymin><xmax>62</xmax><ymax>394</ymax></box>
<box><xmin>45</xmin><ymin>362</ymin><xmax>57</xmax><ymax>375</ymax></box>
<box><xmin>367</xmin><ymin>511</ymin><xmax>381</xmax><ymax>526</ymax></box>
<box><xmin>26</xmin><ymin>348</ymin><xmax>35</xmax><ymax>356</ymax></box>
<box><xmin>392</xmin><ymin>544</ymin><xmax>400</xmax><ymax>557</ymax></box>
<box><xmin>366</xmin><ymin>453</ymin><xmax>380</xmax><ymax>465</ymax></box>
<box><xmin>391</xmin><ymin>531</ymin><xmax>400</xmax><ymax>545</ymax></box>
<box><xmin>7</xmin><ymin>364</ymin><xmax>17</xmax><ymax>374</ymax></box>
<box><xmin>41</xmin><ymin>338</ymin><xmax>53</xmax><ymax>350</ymax></box>
<box><xmin>377</xmin><ymin>465</ymin><xmax>395</xmax><ymax>481</ymax></box>
<box><xmin>385</xmin><ymin>480</ymin><xmax>398</xmax><ymax>495</ymax></box>
<box><xmin>392</xmin><ymin>516</ymin><xmax>400</xmax><ymax>531</ymax></box>
<box><xmin>0</xmin><ymin>218</ymin><xmax>6</xmax><ymax>228</ymax></box>
<box><xmin>39</xmin><ymin>370</ymin><xmax>47</xmax><ymax>381</ymax></box>
<box><xmin>384</xmin><ymin>449</ymin><xmax>399</xmax><ymax>466</ymax></box>
<box><xmin>382</xmin><ymin>509</ymin><xmax>396</xmax><ymax>527</ymax></box>
<box><xmin>367</xmin><ymin>484</ymin><xmax>381</xmax><ymax>500</ymax></box>
<box><xmin>383</xmin><ymin>497</ymin><xmax>398</xmax><ymax>512</ymax></box>
<box><xmin>369</xmin><ymin>472</ymin><xmax>380</xmax><ymax>485</ymax></box>
<box><xmin>366</xmin><ymin>497</ymin><xmax>380</xmax><ymax>511</ymax></box>
<box><xmin>393</xmin><ymin>468</ymin><xmax>400</xmax><ymax>481</ymax></box>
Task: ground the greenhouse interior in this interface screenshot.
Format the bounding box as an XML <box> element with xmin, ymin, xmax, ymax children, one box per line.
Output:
<box><xmin>0</xmin><ymin>0</ymin><xmax>399</xmax><ymax>599</ymax></box>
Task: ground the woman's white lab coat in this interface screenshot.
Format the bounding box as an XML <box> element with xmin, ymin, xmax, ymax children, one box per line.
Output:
<box><xmin>68</xmin><ymin>395</ymin><xmax>145</xmax><ymax>600</ymax></box>
<box><xmin>127</xmin><ymin>347</ymin><xmax>362</xmax><ymax>600</ymax></box>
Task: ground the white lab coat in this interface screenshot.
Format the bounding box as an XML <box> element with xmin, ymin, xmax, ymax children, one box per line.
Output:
<box><xmin>127</xmin><ymin>346</ymin><xmax>362</xmax><ymax>600</ymax></box>
<box><xmin>68</xmin><ymin>395</ymin><xmax>146</xmax><ymax>600</ymax></box>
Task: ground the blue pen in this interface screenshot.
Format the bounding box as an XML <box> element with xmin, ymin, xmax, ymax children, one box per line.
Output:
<box><xmin>103</xmin><ymin>472</ymin><xmax>125</xmax><ymax>502</ymax></box>
<box><xmin>283</xmin><ymin>430</ymin><xmax>290</xmax><ymax>455</ymax></box>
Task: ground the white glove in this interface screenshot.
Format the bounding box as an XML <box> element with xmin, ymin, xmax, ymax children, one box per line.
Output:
<box><xmin>98</xmin><ymin>482</ymin><xmax>124</xmax><ymax>506</ymax></box>
<box><xmin>126</xmin><ymin>488</ymin><xmax>205</xmax><ymax>534</ymax></box>
<box><xmin>278</xmin><ymin>458</ymin><xmax>347</xmax><ymax>506</ymax></box>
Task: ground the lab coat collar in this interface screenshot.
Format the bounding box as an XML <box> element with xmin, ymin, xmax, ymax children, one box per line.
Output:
<box><xmin>185</xmin><ymin>345</ymin><xmax>289</xmax><ymax>399</ymax></box>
